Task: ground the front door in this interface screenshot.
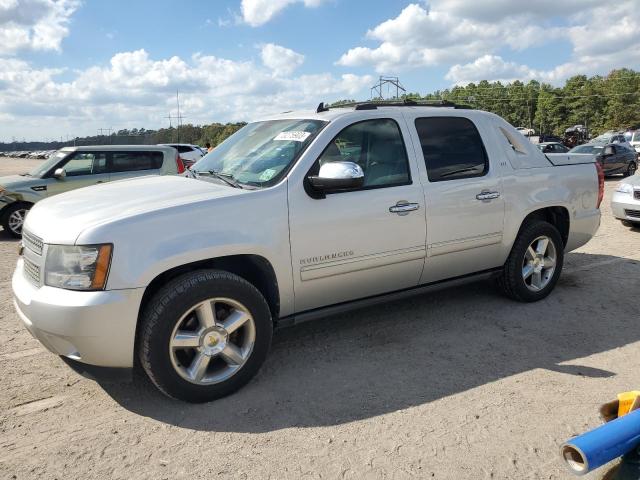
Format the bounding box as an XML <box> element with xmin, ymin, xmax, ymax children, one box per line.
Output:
<box><xmin>45</xmin><ymin>151</ymin><xmax>110</xmax><ymax>197</ymax></box>
<box><xmin>288</xmin><ymin>116</ymin><xmax>427</xmax><ymax>312</ymax></box>
<box><xmin>406</xmin><ymin>115</ymin><xmax>505</xmax><ymax>283</ymax></box>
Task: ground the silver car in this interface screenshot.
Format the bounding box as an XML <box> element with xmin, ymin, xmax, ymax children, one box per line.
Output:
<box><xmin>612</xmin><ymin>175</ymin><xmax>640</xmax><ymax>227</ymax></box>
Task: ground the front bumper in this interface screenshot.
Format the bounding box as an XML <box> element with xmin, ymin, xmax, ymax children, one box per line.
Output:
<box><xmin>12</xmin><ymin>258</ymin><xmax>145</xmax><ymax>368</ymax></box>
<box><xmin>611</xmin><ymin>192</ymin><xmax>640</xmax><ymax>222</ymax></box>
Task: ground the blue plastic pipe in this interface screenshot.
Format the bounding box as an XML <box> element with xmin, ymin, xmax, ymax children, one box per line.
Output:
<box><xmin>561</xmin><ymin>408</ymin><xmax>640</xmax><ymax>475</ymax></box>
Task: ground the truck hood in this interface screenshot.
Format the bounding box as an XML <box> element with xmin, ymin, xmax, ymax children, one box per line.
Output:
<box><xmin>24</xmin><ymin>175</ymin><xmax>247</xmax><ymax>244</ymax></box>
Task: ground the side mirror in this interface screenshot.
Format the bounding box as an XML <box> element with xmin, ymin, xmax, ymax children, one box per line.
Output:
<box><xmin>53</xmin><ymin>168</ymin><xmax>66</xmax><ymax>179</ymax></box>
<box><xmin>603</xmin><ymin>147</ymin><xmax>614</xmax><ymax>157</ymax></box>
<box><xmin>307</xmin><ymin>161</ymin><xmax>365</xmax><ymax>193</ymax></box>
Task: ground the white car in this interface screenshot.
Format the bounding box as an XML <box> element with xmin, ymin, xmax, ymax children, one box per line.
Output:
<box><xmin>627</xmin><ymin>130</ymin><xmax>640</xmax><ymax>155</ymax></box>
<box><xmin>516</xmin><ymin>127</ymin><xmax>535</xmax><ymax>136</ymax></box>
<box><xmin>159</xmin><ymin>143</ymin><xmax>204</xmax><ymax>167</ymax></box>
<box><xmin>612</xmin><ymin>176</ymin><xmax>640</xmax><ymax>227</ymax></box>
<box><xmin>592</xmin><ymin>132</ymin><xmax>633</xmax><ymax>150</ymax></box>
<box><xmin>13</xmin><ymin>103</ymin><xmax>601</xmax><ymax>402</ymax></box>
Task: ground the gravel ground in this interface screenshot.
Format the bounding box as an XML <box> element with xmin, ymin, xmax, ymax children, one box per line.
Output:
<box><xmin>0</xmin><ymin>156</ymin><xmax>639</xmax><ymax>480</ymax></box>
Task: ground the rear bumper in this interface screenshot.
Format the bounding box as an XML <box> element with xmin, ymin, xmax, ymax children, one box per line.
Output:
<box><xmin>611</xmin><ymin>192</ymin><xmax>640</xmax><ymax>222</ymax></box>
<box><xmin>12</xmin><ymin>259</ymin><xmax>145</xmax><ymax>368</ymax></box>
<box><xmin>566</xmin><ymin>208</ymin><xmax>601</xmax><ymax>252</ymax></box>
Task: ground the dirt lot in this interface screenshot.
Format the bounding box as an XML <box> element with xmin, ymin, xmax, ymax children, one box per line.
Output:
<box><xmin>0</xmin><ymin>156</ymin><xmax>638</xmax><ymax>480</ymax></box>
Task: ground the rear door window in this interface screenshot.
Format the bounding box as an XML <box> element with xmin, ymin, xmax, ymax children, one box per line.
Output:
<box><xmin>415</xmin><ymin>117</ymin><xmax>488</xmax><ymax>182</ymax></box>
<box><xmin>110</xmin><ymin>151</ymin><xmax>163</xmax><ymax>172</ymax></box>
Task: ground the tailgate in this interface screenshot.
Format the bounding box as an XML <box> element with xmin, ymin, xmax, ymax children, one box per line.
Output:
<box><xmin>545</xmin><ymin>153</ymin><xmax>595</xmax><ymax>166</ymax></box>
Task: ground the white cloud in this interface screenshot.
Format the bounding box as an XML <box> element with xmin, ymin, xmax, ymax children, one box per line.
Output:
<box><xmin>338</xmin><ymin>1</ymin><xmax>640</xmax><ymax>85</ymax></box>
<box><xmin>444</xmin><ymin>1</ymin><xmax>640</xmax><ymax>86</ymax></box>
<box><xmin>260</xmin><ymin>43</ymin><xmax>304</xmax><ymax>76</ymax></box>
<box><xmin>0</xmin><ymin>0</ymin><xmax>79</xmax><ymax>54</ymax></box>
<box><xmin>241</xmin><ymin>0</ymin><xmax>328</xmax><ymax>27</ymax></box>
<box><xmin>0</xmin><ymin>49</ymin><xmax>372</xmax><ymax>140</ymax></box>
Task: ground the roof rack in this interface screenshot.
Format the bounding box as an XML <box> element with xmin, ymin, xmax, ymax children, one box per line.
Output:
<box><xmin>316</xmin><ymin>99</ymin><xmax>472</xmax><ymax>113</ymax></box>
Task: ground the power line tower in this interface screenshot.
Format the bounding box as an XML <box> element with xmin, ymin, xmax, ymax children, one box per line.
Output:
<box><xmin>371</xmin><ymin>76</ymin><xmax>406</xmax><ymax>100</ymax></box>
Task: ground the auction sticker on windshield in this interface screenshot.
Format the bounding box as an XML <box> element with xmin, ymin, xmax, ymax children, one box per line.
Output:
<box><xmin>274</xmin><ymin>131</ymin><xmax>311</xmax><ymax>142</ymax></box>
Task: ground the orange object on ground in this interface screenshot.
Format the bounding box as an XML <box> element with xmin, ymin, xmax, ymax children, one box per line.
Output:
<box><xmin>617</xmin><ymin>391</ymin><xmax>640</xmax><ymax>417</ymax></box>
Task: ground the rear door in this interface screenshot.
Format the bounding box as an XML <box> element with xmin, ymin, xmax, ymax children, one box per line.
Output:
<box><xmin>45</xmin><ymin>151</ymin><xmax>110</xmax><ymax>197</ymax></box>
<box><xmin>108</xmin><ymin>151</ymin><xmax>164</xmax><ymax>181</ymax></box>
<box><xmin>404</xmin><ymin>114</ymin><xmax>505</xmax><ymax>283</ymax></box>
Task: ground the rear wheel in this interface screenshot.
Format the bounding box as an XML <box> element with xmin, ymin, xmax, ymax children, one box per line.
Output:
<box><xmin>623</xmin><ymin>162</ymin><xmax>637</xmax><ymax>177</ymax></box>
<box><xmin>498</xmin><ymin>220</ymin><xmax>564</xmax><ymax>302</ymax></box>
<box><xmin>1</xmin><ymin>203</ymin><xmax>31</xmax><ymax>238</ymax></box>
<box><xmin>138</xmin><ymin>269</ymin><xmax>273</xmax><ymax>402</ymax></box>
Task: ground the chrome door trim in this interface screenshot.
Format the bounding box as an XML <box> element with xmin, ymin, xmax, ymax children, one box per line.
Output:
<box><xmin>428</xmin><ymin>232</ymin><xmax>502</xmax><ymax>257</ymax></box>
<box><xmin>300</xmin><ymin>245</ymin><xmax>426</xmax><ymax>281</ymax></box>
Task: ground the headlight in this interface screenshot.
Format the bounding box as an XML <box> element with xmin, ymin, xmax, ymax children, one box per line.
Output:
<box><xmin>615</xmin><ymin>183</ymin><xmax>633</xmax><ymax>195</ymax></box>
<box><xmin>45</xmin><ymin>244</ymin><xmax>112</xmax><ymax>290</ymax></box>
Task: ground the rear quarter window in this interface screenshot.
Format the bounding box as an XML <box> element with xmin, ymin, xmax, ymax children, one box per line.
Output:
<box><xmin>110</xmin><ymin>151</ymin><xmax>164</xmax><ymax>172</ymax></box>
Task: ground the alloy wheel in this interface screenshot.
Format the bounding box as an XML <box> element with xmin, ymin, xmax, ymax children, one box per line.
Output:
<box><xmin>8</xmin><ymin>209</ymin><xmax>27</xmax><ymax>234</ymax></box>
<box><xmin>522</xmin><ymin>235</ymin><xmax>557</xmax><ymax>292</ymax></box>
<box><xmin>168</xmin><ymin>297</ymin><xmax>256</xmax><ymax>385</ymax></box>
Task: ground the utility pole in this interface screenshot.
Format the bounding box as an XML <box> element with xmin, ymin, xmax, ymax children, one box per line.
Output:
<box><xmin>371</xmin><ymin>76</ymin><xmax>406</xmax><ymax>100</ymax></box>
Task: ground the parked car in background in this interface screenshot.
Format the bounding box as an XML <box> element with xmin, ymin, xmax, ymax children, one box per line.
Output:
<box><xmin>12</xmin><ymin>104</ymin><xmax>601</xmax><ymax>402</ymax></box>
<box><xmin>0</xmin><ymin>145</ymin><xmax>185</xmax><ymax>237</ymax></box>
<box><xmin>627</xmin><ymin>130</ymin><xmax>640</xmax><ymax>156</ymax></box>
<box><xmin>516</xmin><ymin>127</ymin><xmax>535</xmax><ymax>136</ymax></box>
<box><xmin>612</xmin><ymin>176</ymin><xmax>640</xmax><ymax>227</ymax></box>
<box><xmin>537</xmin><ymin>142</ymin><xmax>569</xmax><ymax>154</ymax></box>
<box><xmin>159</xmin><ymin>143</ymin><xmax>204</xmax><ymax>168</ymax></box>
<box><xmin>569</xmin><ymin>143</ymin><xmax>637</xmax><ymax>177</ymax></box>
<box><xmin>592</xmin><ymin>131</ymin><xmax>633</xmax><ymax>150</ymax></box>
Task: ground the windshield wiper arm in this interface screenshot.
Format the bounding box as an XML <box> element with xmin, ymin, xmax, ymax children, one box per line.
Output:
<box><xmin>197</xmin><ymin>170</ymin><xmax>243</xmax><ymax>189</ymax></box>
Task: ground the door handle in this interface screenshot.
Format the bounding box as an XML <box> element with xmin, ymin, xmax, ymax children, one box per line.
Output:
<box><xmin>389</xmin><ymin>201</ymin><xmax>420</xmax><ymax>215</ymax></box>
<box><xmin>476</xmin><ymin>191</ymin><xmax>500</xmax><ymax>201</ymax></box>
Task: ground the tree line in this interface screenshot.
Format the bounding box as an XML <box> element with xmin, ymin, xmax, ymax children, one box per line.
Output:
<box><xmin>1</xmin><ymin>122</ymin><xmax>246</xmax><ymax>152</ymax></box>
<box><xmin>403</xmin><ymin>68</ymin><xmax>640</xmax><ymax>136</ymax></box>
<box><xmin>3</xmin><ymin>68</ymin><xmax>639</xmax><ymax>152</ymax></box>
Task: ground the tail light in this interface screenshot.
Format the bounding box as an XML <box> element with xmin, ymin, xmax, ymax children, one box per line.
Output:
<box><xmin>175</xmin><ymin>152</ymin><xmax>185</xmax><ymax>174</ymax></box>
<box><xmin>595</xmin><ymin>162</ymin><xmax>604</xmax><ymax>208</ymax></box>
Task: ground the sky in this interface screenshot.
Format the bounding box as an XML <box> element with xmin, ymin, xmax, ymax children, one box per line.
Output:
<box><xmin>0</xmin><ymin>0</ymin><xmax>639</xmax><ymax>141</ymax></box>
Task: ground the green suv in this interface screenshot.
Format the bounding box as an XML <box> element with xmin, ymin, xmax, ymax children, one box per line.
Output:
<box><xmin>0</xmin><ymin>145</ymin><xmax>185</xmax><ymax>237</ymax></box>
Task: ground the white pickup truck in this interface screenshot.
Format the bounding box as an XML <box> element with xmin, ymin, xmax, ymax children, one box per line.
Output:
<box><xmin>12</xmin><ymin>103</ymin><xmax>602</xmax><ymax>402</ymax></box>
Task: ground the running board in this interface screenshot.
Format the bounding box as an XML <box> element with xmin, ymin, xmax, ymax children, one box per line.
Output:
<box><xmin>276</xmin><ymin>268</ymin><xmax>501</xmax><ymax>328</ymax></box>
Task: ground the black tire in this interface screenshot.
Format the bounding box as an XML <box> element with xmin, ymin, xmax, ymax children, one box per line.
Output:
<box><xmin>623</xmin><ymin>162</ymin><xmax>637</xmax><ymax>177</ymax></box>
<box><xmin>1</xmin><ymin>202</ymin><xmax>31</xmax><ymax>238</ymax></box>
<box><xmin>498</xmin><ymin>220</ymin><xmax>564</xmax><ymax>302</ymax></box>
<box><xmin>138</xmin><ymin>269</ymin><xmax>273</xmax><ymax>403</ymax></box>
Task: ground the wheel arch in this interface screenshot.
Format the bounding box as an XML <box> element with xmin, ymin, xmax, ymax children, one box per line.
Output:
<box><xmin>517</xmin><ymin>206</ymin><xmax>570</xmax><ymax>247</ymax></box>
<box><xmin>136</xmin><ymin>254</ymin><xmax>281</xmax><ymax>333</ymax></box>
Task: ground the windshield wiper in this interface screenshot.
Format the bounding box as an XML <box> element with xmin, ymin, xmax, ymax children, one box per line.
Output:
<box><xmin>439</xmin><ymin>166</ymin><xmax>482</xmax><ymax>179</ymax></box>
<box><xmin>196</xmin><ymin>170</ymin><xmax>243</xmax><ymax>189</ymax></box>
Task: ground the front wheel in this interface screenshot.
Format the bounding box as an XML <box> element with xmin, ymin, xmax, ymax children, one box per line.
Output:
<box><xmin>498</xmin><ymin>220</ymin><xmax>564</xmax><ymax>302</ymax></box>
<box><xmin>138</xmin><ymin>270</ymin><xmax>273</xmax><ymax>402</ymax></box>
<box><xmin>1</xmin><ymin>203</ymin><xmax>31</xmax><ymax>238</ymax></box>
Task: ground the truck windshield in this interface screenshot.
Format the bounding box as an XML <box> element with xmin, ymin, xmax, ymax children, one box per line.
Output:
<box><xmin>192</xmin><ymin>119</ymin><xmax>327</xmax><ymax>188</ymax></box>
<box><xmin>28</xmin><ymin>150</ymin><xmax>69</xmax><ymax>177</ymax></box>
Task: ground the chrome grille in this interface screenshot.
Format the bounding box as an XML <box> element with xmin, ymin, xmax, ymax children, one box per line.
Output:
<box><xmin>625</xmin><ymin>209</ymin><xmax>640</xmax><ymax>219</ymax></box>
<box><xmin>22</xmin><ymin>230</ymin><xmax>43</xmax><ymax>256</ymax></box>
<box><xmin>634</xmin><ymin>190</ymin><xmax>640</xmax><ymax>201</ymax></box>
<box><xmin>23</xmin><ymin>257</ymin><xmax>41</xmax><ymax>285</ymax></box>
